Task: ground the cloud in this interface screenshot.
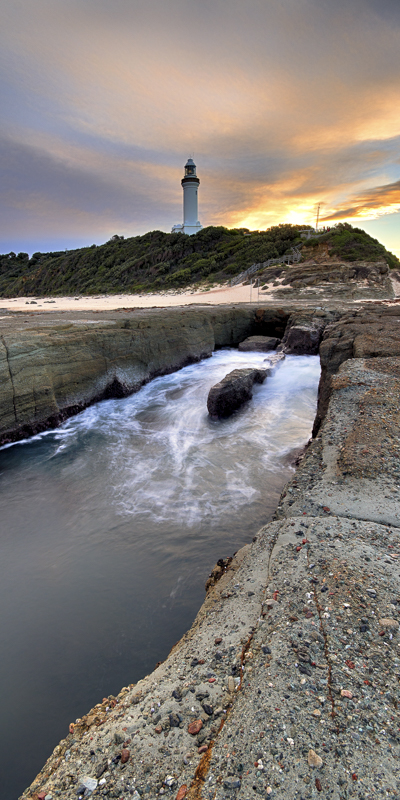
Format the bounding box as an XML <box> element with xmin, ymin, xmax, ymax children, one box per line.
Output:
<box><xmin>323</xmin><ymin>178</ymin><xmax>400</xmax><ymax>222</ymax></box>
<box><xmin>0</xmin><ymin>0</ymin><xmax>400</xmax><ymax>252</ymax></box>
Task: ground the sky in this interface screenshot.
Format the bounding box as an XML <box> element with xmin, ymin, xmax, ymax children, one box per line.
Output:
<box><xmin>1</xmin><ymin>0</ymin><xmax>400</xmax><ymax>256</ymax></box>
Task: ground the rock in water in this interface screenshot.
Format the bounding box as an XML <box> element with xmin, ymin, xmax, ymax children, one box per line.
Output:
<box><xmin>207</xmin><ymin>368</ymin><xmax>269</xmax><ymax>419</ymax></box>
<box><xmin>238</xmin><ymin>335</ymin><xmax>280</xmax><ymax>352</ymax></box>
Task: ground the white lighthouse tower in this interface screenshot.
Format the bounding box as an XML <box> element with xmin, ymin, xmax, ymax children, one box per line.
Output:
<box><xmin>171</xmin><ymin>158</ymin><xmax>202</xmax><ymax>235</ymax></box>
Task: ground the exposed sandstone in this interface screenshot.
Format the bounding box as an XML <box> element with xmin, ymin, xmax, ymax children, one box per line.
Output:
<box><xmin>259</xmin><ymin>255</ymin><xmax>394</xmax><ymax>301</ymax></box>
<box><xmin>278</xmin><ymin>309</ymin><xmax>335</xmax><ymax>355</ymax></box>
<box><xmin>16</xmin><ymin>298</ymin><xmax>400</xmax><ymax>800</ymax></box>
<box><xmin>313</xmin><ymin>304</ymin><xmax>400</xmax><ymax>434</ymax></box>
<box><xmin>0</xmin><ymin>306</ymin><xmax>256</xmax><ymax>445</ymax></box>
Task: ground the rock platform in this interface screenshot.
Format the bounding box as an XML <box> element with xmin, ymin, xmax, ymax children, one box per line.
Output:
<box><xmin>12</xmin><ymin>299</ymin><xmax>400</xmax><ymax>800</ymax></box>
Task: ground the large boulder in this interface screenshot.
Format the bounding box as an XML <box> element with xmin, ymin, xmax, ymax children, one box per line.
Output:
<box><xmin>238</xmin><ymin>335</ymin><xmax>280</xmax><ymax>352</ymax></box>
<box><xmin>282</xmin><ymin>321</ymin><xmax>325</xmax><ymax>355</ymax></box>
<box><xmin>279</xmin><ymin>311</ymin><xmax>332</xmax><ymax>356</ymax></box>
<box><xmin>207</xmin><ymin>368</ymin><xmax>269</xmax><ymax>419</ymax></box>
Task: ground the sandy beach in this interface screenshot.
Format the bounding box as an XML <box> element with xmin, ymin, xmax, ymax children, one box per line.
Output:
<box><xmin>0</xmin><ymin>282</ymin><xmax>275</xmax><ymax>312</ymax></box>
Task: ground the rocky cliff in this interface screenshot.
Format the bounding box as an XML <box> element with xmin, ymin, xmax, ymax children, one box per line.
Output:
<box><xmin>1</xmin><ymin>304</ymin><xmax>335</xmax><ymax>446</ymax></box>
<box><xmin>9</xmin><ymin>299</ymin><xmax>400</xmax><ymax>800</ymax></box>
<box><xmin>258</xmin><ymin>256</ymin><xmax>395</xmax><ymax>301</ymax></box>
<box><xmin>0</xmin><ymin>306</ymin><xmax>262</xmax><ymax>445</ymax></box>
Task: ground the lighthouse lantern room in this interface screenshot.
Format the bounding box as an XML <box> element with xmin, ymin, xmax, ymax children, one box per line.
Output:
<box><xmin>171</xmin><ymin>158</ymin><xmax>202</xmax><ymax>235</ymax></box>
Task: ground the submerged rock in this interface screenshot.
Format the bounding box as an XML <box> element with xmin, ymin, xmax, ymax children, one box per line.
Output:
<box><xmin>207</xmin><ymin>367</ymin><xmax>269</xmax><ymax>419</ymax></box>
<box><xmin>238</xmin><ymin>335</ymin><xmax>280</xmax><ymax>352</ymax></box>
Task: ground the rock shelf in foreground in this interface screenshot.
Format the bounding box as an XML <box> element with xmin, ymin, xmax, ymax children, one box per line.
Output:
<box><xmin>17</xmin><ymin>300</ymin><xmax>400</xmax><ymax>800</ymax></box>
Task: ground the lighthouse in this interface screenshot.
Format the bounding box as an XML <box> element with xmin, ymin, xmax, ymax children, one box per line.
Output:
<box><xmin>171</xmin><ymin>158</ymin><xmax>202</xmax><ymax>235</ymax></box>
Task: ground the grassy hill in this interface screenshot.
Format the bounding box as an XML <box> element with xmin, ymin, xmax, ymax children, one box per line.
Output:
<box><xmin>0</xmin><ymin>222</ymin><xmax>398</xmax><ymax>297</ymax></box>
<box><xmin>303</xmin><ymin>222</ymin><xmax>399</xmax><ymax>268</ymax></box>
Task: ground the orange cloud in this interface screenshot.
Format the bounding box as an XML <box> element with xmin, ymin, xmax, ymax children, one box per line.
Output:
<box><xmin>2</xmin><ymin>0</ymin><xmax>400</xmax><ymax>254</ymax></box>
<box><xmin>323</xmin><ymin>179</ymin><xmax>400</xmax><ymax>221</ymax></box>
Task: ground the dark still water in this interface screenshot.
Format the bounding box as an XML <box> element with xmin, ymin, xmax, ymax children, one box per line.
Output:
<box><xmin>0</xmin><ymin>350</ymin><xmax>320</xmax><ymax>798</ymax></box>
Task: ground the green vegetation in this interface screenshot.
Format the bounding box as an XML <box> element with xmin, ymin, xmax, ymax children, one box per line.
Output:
<box><xmin>304</xmin><ymin>222</ymin><xmax>400</xmax><ymax>269</ymax></box>
<box><xmin>0</xmin><ymin>222</ymin><xmax>398</xmax><ymax>297</ymax></box>
<box><xmin>0</xmin><ymin>225</ymin><xmax>304</xmax><ymax>296</ymax></box>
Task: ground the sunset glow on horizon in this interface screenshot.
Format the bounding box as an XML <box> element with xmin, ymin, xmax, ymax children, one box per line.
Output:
<box><xmin>1</xmin><ymin>0</ymin><xmax>400</xmax><ymax>255</ymax></box>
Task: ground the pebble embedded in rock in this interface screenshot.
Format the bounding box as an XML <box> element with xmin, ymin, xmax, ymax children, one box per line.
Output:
<box><xmin>188</xmin><ymin>719</ymin><xmax>203</xmax><ymax>735</ymax></box>
<box><xmin>379</xmin><ymin>618</ymin><xmax>398</xmax><ymax>629</ymax></box>
<box><xmin>176</xmin><ymin>786</ymin><xmax>188</xmax><ymax>800</ymax></box>
<box><xmin>95</xmin><ymin>758</ymin><xmax>108</xmax><ymax>778</ymax></box>
<box><xmin>308</xmin><ymin>749</ymin><xmax>323</xmax><ymax>768</ymax></box>
<box><xmin>121</xmin><ymin>748</ymin><xmax>130</xmax><ymax>763</ymax></box>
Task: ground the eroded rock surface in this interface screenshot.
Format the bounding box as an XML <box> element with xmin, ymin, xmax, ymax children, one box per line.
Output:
<box><xmin>15</xmin><ymin>299</ymin><xmax>400</xmax><ymax>800</ymax></box>
<box><xmin>0</xmin><ymin>306</ymin><xmax>256</xmax><ymax>445</ymax></box>
<box><xmin>313</xmin><ymin>304</ymin><xmax>400</xmax><ymax>434</ymax></box>
<box><xmin>276</xmin><ymin>355</ymin><xmax>400</xmax><ymax>527</ymax></box>
<box><xmin>259</xmin><ymin>256</ymin><xmax>394</xmax><ymax>301</ymax></box>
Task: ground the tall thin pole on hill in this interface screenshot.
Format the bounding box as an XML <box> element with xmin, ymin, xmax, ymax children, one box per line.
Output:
<box><xmin>315</xmin><ymin>203</ymin><xmax>321</xmax><ymax>231</ymax></box>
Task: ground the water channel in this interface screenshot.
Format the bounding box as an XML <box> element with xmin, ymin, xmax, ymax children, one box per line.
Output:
<box><xmin>0</xmin><ymin>349</ymin><xmax>320</xmax><ymax>798</ymax></box>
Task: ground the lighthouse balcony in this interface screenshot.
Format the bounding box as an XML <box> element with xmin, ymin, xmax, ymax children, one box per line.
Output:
<box><xmin>181</xmin><ymin>175</ymin><xmax>200</xmax><ymax>186</ymax></box>
<box><xmin>171</xmin><ymin>222</ymin><xmax>202</xmax><ymax>236</ymax></box>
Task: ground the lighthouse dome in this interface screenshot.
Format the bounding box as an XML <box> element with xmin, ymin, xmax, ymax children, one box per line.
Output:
<box><xmin>184</xmin><ymin>158</ymin><xmax>197</xmax><ymax>177</ymax></box>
